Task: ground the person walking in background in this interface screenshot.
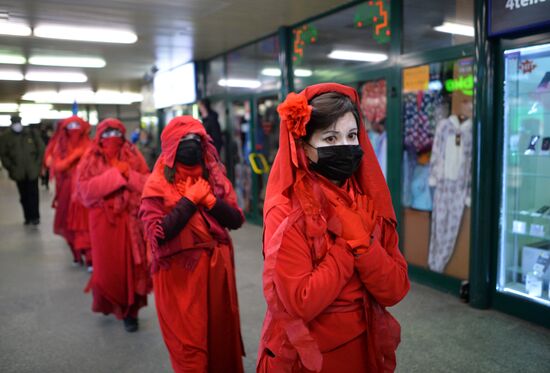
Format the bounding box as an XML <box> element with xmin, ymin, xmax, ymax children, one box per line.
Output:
<box><xmin>136</xmin><ymin>129</ymin><xmax>157</xmax><ymax>171</ymax></box>
<box><xmin>0</xmin><ymin>115</ymin><xmax>45</xmax><ymax>225</ymax></box>
<box><xmin>257</xmin><ymin>83</ymin><xmax>409</xmax><ymax>372</ymax></box>
<box><xmin>139</xmin><ymin>116</ymin><xmax>245</xmax><ymax>372</ymax></box>
<box><xmin>50</xmin><ymin>116</ymin><xmax>92</xmax><ymax>268</ymax></box>
<box><xmin>198</xmin><ymin>98</ymin><xmax>223</xmax><ymax>155</ymax></box>
<box><xmin>76</xmin><ymin>118</ymin><xmax>150</xmax><ymax>332</ymax></box>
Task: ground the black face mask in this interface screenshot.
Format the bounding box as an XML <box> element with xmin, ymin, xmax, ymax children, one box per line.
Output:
<box><xmin>308</xmin><ymin>144</ymin><xmax>364</xmax><ymax>182</ymax></box>
<box><xmin>176</xmin><ymin>139</ymin><xmax>203</xmax><ymax>165</ymax></box>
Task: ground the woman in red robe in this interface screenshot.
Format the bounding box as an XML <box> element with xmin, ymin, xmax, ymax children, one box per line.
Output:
<box><xmin>257</xmin><ymin>83</ymin><xmax>410</xmax><ymax>372</ymax></box>
<box><xmin>76</xmin><ymin>118</ymin><xmax>150</xmax><ymax>332</ymax></box>
<box><xmin>50</xmin><ymin>116</ymin><xmax>92</xmax><ymax>265</ymax></box>
<box><xmin>139</xmin><ymin>116</ymin><xmax>245</xmax><ymax>372</ymax></box>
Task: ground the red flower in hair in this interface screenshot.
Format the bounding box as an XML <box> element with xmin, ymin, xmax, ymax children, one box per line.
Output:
<box><xmin>277</xmin><ymin>92</ymin><xmax>312</xmax><ymax>138</ymax></box>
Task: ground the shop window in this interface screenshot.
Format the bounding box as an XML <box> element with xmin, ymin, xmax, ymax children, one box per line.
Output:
<box><xmin>498</xmin><ymin>42</ymin><xmax>550</xmax><ymax>307</ymax></box>
<box><xmin>359</xmin><ymin>78</ymin><xmax>388</xmax><ymax>177</ymax></box>
<box><xmin>292</xmin><ymin>1</ymin><xmax>391</xmax><ymax>90</ymax></box>
<box><xmin>401</xmin><ymin>57</ymin><xmax>474</xmax><ymax>279</ymax></box>
<box><xmin>225</xmin><ymin>35</ymin><xmax>280</xmax><ymax>95</ymax></box>
<box><xmin>206</xmin><ymin>56</ymin><xmax>225</xmax><ymax>97</ymax></box>
<box><xmin>403</xmin><ymin>0</ymin><xmax>473</xmax><ymax>54</ymax></box>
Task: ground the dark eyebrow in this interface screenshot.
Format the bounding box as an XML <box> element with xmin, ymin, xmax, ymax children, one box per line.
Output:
<box><xmin>321</xmin><ymin>130</ymin><xmax>339</xmax><ymax>135</ymax></box>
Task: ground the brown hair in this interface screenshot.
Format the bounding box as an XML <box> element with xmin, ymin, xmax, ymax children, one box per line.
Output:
<box><xmin>303</xmin><ymin>92</ymin><xmax>360</xmax><ymax>141</ymax></box>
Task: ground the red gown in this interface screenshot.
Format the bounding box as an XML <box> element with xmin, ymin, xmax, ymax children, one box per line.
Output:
<box><xmin>139</xmin><ymin>116</ymin><xmax>245</xmax><ymax>373</ymax></box>
<box><xmin>258</xmin><ymin>83</ymin><xmax>410</xmax><ymax>373</ymax></box>
<box><xmin>76</xmin><ymin>118</ymin><xmax>150</xmax><ymax>319</ymax></box>
<box><xmin>51</xmin><ymin>116</ymin><xmax>92</xmax><ymax>263</ymax></box>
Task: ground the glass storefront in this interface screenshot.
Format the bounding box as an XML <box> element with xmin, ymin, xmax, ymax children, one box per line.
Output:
<box><xmin>292</xmin><ymin>1</ymin><xmax>391</xmax><ymax>90</ymax></box>
<box><xmin>498</xmin><ymin>42</ymin><xmax>550</xmax><ymax>307</ymax></box>
<box><xmin>403</xmin><ymin>0</ymin><xmax>473</xmax><ymax>54</ymax></box>
<box><xmin>401</xmin><ymin>57</ymin><xmax>474</xmax><ymax>279</ymax></box>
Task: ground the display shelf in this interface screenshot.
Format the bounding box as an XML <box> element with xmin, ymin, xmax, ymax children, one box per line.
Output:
<box><xmin>506</xmin><ymin>172</ymin><xmax>550</xmax><ymax>179</ymax></box>
<box><xmin>500</xmin><ymin>282</ymin><xmax>550</xmax><ymax>307</ymax></box>
<box><xmin>507</xmin><ymin>231</ymin><xmax>550</xmax><ymax>241</ymax></box>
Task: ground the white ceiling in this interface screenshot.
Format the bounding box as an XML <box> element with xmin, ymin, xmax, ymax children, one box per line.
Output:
<box><xmin>0</xmin><ymin>0</ymin><xmax>348</xmax><ymax>102</ymax></box>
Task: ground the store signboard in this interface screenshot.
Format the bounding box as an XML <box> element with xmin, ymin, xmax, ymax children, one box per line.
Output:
<box><xmin>403</xmin><ymin>65</ymin><xmax>429</xmax><ymax>92</ymax></box>
<box><xmin>154</xmin><ymin>62</ymin><xmax>196</xmax><ymax>109</ymax></box>
<box><xmin>489</xmin><ymin>0</ymin><xmax>550</xmax><ymax>36</ymax></box>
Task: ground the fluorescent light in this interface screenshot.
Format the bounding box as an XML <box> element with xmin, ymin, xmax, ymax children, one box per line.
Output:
<box><xmin>25</xmin><ymin>71</ymin><xmax>88</xmax><ymax>83</ymax></box>
<box><xmin>0</xmin><ymin>103</ymin><xmax>19</xmax><ymax>112</ymax></box>
<box><xmin>328</xmin><ymin>50</ymin><xmax>388</xmax><ymax>62</ymax></box>
<box><xmin>22</xmin><ymin>89</ymin><xmax>143</xmax><ymax>105</ymax></box>
<box><xmin>0</xmin><ymin>54</ymin><xmax>26</xmax><ymax>65</ymax></box>
<box><xmin>29</xmin><ymin>56</ymin><xmax>106</xmax><ymax>68</ymax></box>
<box><xmin>295</xmin><ymin>68</ymin><xmax>313</xmax><ymax>77</ymax></box>
<box><xmin>0</xmin><ymin>69</ymin><xmax>24</xmax><ymax>80</ymax></box>
<box><xmin>34</xmin><ymin>24</ymin><xmax>138</xmax><ymax>44</ymax></box>
<box><xmin>18</xmin><ymin>103</ymin><xmax>54</xmax><ymax>113</ymax></box>
<box><xmin>261</xmin><ymin>68</ymin><xmax>281</xmax><ymax>77</ymax></box>
<box><xmin>218</xmin><ymin>78</ymin><xmax>262</xmax><ymax>89</ymax></box>
<box><xmin>434</xmin><ymin>22</ymin><xmax>474</xmax><ymax>37</ymax></box>
<box><xmin>0</xmin><ymin>115</ymin><xmax>12</xmax><ymax>127</ymax></box>
<box><xmin>0</xmin><ymin>22</ymin><xmax>32</xmax><ymax>37</ymax></box>
<box><xmin>261</xmin><ymin>67</ymin><xmax>313</xmax><ymax>78</ymax></box>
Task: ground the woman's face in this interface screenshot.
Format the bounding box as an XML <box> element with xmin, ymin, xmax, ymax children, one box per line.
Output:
<box><xmin>304</xmin><ymin>111</ymin><xmax>359</xmax><ymax>162</ymax></box>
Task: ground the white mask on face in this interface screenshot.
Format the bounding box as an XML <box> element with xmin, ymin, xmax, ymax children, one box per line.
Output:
<box><xmin>11</xmin><ymin>122</ymin><xmax>23</xmax><ymax>133</ymax></box>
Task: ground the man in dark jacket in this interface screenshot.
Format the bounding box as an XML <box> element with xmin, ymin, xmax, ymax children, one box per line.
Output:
<box><xmin>198</xmin><ymin>98</ymin><xmax>223</xmax><ymax>155</ymax></box>
<box><xmin>0</xmin><ymin>116</ymin><xmax>45</xmax><ymax>224</ymax></box>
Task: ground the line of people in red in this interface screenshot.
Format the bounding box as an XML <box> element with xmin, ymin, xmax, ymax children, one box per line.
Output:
<box><xmin>47</xmin><ymin>82</ymin><xmax>409</xmax><ymax>373</ymax></box>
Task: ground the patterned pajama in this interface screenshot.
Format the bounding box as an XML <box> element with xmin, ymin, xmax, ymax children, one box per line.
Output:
<box><xmin>428</xmin><ymin>116</ymin><xmax>472</xmax><ymax>273</ymax></box>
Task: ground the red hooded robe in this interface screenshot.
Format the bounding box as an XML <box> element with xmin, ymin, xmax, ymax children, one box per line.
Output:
<box><xmin>257</xmin><ymin>83</ymin><xmax>410</xmax><ymax>373</ymax></box>
<box><xmin>76</xmin><ymin>118</ymin><xmax>150</xmax><ymax>319</ymax></box>
<box><xmin>51</xmin><ymin>116</ymin><xmax>92</xmax><ymax>263</ymax></box>
<box><xmin>139</xmin><ymin>116</ymin><xmax>245</xmax><ymax>373</ymax></box>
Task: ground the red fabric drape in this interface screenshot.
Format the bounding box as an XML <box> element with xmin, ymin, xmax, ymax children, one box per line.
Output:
<box><xmin>259</xmin><ymin>83</ymin><xmax>409</xmax><ymax>373</ymax></box>
<box><xmin>76</xmin><ymin>118</ymin><xmax>151</xmax><ymax>319</ymax></box>
<box><xmin>139</xmin><ymin>116</ymin><xmax>244</xmax><ymax>373</ymax></box>
<box><xmin>51</xmin><ymin>116</ymin><xmax>92</xmax><ymax>261</ymax></box>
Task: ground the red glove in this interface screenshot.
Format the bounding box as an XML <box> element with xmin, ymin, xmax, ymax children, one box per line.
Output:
<box><xmin>202</xmin><ymin>192</ymin><xmax>217</xmax><ymax>210</ymax></box>
<box><xmin>354</xmin><ymin>195</ymin><xmax>377</xmax><ymax>234</ymax></box>
<box><xmin>177</xmin><ymin>177</ymin><xmax>212</xmax><ymax>206</ymax></box>
<box><xmin>334</xmin><ymin>195</ymin><xmax>377</xmax><ymax>249</ymax></box>
<box><xmin>111</xmin><ymin>159</ymin><xmax>129</xmax><ymax>178</ymax></box>
<box><xmin>335</xmin><ymin>205</ymin><xmax>370</xmax><ymax>244</ymax></box>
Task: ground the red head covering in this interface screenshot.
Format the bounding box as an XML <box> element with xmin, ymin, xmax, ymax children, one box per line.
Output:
<box><xmin>94</xmin><ymin>118</ymin><xmax>127</xmax><ymax>143</ymax></box>
<box><xmin>142</xmin><ymin>115</ymin><xmax>236</xmax><ymax>207</ymax></box>
<box><xmin>55</xmin><ymin>115</ymin><xmax>92</xmax><ymax>157</ymax></box>
<box><xmin>264</xmin><ymin>82</ymin><xmax>395</xmax><ymax>223</ymax></box>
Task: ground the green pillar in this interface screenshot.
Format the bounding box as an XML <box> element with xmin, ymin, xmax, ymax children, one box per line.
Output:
<box><xmin>469</xmin><ymin>0</ymin><xmax>495</xmax><ymax>309</ymax></box>
<box><xmin>278</xmin><ymin>26</ymin><xmax>295</xmax><ymax>97</ymax></box>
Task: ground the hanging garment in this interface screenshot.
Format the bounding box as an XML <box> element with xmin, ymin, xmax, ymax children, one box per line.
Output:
<box><xmin>369</xmin><ymin>131</ymin><xmax>387</xmax><ymax>179</ymax></box>
<box><xmin>428</xmin><ymin>115</ymin><xmax>472</xmax><ymax>273</ymax></box>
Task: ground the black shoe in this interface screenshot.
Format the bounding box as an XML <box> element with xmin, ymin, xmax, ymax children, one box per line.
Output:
<box><xmin>24</xmin><ymin>220</ymin><xmax>30</xmax><ymax>225</ymax></box>
<box><xmin>30</xmin><ymin>219</ymin><xmax>40</xmax><ymax>225</ymax></box>
<box><xmin>123</xmin><ymin>317</ymin><xmax>138</xmax><ymax>333</ymax></box>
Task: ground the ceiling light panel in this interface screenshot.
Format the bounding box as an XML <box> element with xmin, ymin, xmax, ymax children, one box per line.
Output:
<box><xmin>29</xmin><ymin>56</ymin><xmax>106</xmax><ymax>68</ymax></box>
<box><xmin>25</xmin><ymin>71</ymin><xmax>88</xmax><ymax>83</ymax></box>
<box><xmin>0</xmin><ymin>54</ymin><xmax>26</xmax><ymax>65</ymax></box>
<box><xmin>433</xmin><ymin>22</ymin><xmax>475</xmax><ymax>37</ymax></box>
<box><xmin>0</xmin><ymin>21</ymin><xmax>32</xmax><ymax>37</ymax></box>
<box><xmin>0</xmin><ymin>69</ymin><xmax>24</xmax><ymax>80</ymax></box>
<box><xmin>328</xmin><ymin>50</ymin><xmax>388</xmax><ymax>62</ymax></box>
<box><xmin>34</xmin><ymin>24</ymin><xmax>138</xmax><ymax>44</ymax></box>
